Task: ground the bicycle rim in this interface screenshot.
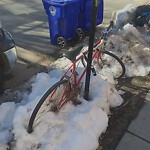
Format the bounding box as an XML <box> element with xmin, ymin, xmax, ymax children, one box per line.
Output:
<box><xmin>81</xmin><ymin>51</ymin><xmax>125</xmax><ymax>79</ymax></box>
<box><xmin>27</xmin><ymin>79</ymin><xmax>71</xmax><ymax>133</ymax></box>
<box><xmin>96</xmin><ymin>51</ymin><xmax>125</xmax><ymax>79</ymax></box>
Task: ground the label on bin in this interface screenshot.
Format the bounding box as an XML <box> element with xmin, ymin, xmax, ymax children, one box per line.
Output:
<box><xmin>49</xmin><ymin>6</ymin><xmax>56</xmax><ymax>16</ymax></box>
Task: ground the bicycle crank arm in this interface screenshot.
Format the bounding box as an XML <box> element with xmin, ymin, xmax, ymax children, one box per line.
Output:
<box><xmin>91</xmin><ymin>67</ymin><xmax>97</xmax><ymax>76</ymax></box>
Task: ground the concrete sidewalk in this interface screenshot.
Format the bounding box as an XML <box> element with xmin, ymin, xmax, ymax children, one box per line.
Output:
<box><xmin>116</xmin><ymin>99</ymin><xmax>150</xmax><ymax>150</ymax></box>
<box><xmin>115</xmin><ymin>76</ymin><xmax>150</xmax><ymax>150</ymax></box>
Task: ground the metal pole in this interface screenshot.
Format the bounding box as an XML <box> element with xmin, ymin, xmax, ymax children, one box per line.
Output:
<box><xmin>83</xmin><ymin>0</ymin><xmax>99</xmax><ymax>100</ymax></box>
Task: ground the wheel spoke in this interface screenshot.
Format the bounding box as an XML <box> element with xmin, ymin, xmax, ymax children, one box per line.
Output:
<box><xmin>27</xmin><ymin>80</ymin><xmax>71</xmax><ymax>133</ymax></box>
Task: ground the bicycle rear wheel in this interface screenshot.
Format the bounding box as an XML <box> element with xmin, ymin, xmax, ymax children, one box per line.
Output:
<box><xmin>82</xmin><ymin>51</ymin><xmax>125</xmax><ymax>79</ymax></box>
<box><xmin>27</xmin><ymin>79</ymin><xmax>71</xmax><ymax>133</ymax></box>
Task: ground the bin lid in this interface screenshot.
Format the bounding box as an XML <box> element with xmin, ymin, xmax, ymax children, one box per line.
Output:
<box><xmin>42</xmin><ymin>0</ymin><xmax>80</xmax><ymax>6</ymax></box>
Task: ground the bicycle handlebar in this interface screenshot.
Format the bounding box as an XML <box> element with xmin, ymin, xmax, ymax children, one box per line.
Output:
<box><xmin>107</xmin><ymin>20</ymin><xmax>114</xmax><ymax>31</ymax></box>
<box><xmin>94</xmin><ymin>19</ymin><xmax>114</xmax><ymax>48</ymax></box>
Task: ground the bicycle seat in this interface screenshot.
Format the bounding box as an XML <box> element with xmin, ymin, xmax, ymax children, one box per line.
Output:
<box><xmin>63</xmin><ymin>45</ymin><xmax>83</xmax><ymax>61</ymax></box>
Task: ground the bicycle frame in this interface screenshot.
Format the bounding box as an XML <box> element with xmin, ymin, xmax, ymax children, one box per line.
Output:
<box><xmin>27</xmin><ymin>20</ymin><xmax>118</xmax><ymax>133</ymax></box>
<box><xmin>62</xmin><ymin>55</ymin><xmax>86</xmax><ymax>88</ymax></box>
<box><xmin>62</xmin><ymin>38</ymin><xmax>104</xmax><ymax>84</ymax></box>
<box><xmin>55</xmin><ymin>48</ymin><xmax>104</xmax><ymax>111</ymax></box>
<box><xmin>55</xmin><ymin>55</ymin><xmax>86</xmax><ymax>110</ymax></box>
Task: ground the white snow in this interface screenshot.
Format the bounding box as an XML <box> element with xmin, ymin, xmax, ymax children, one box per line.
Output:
<box><xmin>0</xmin><ymin>4</ymin><xmax>150</xmax><ymax>150</ymax></box>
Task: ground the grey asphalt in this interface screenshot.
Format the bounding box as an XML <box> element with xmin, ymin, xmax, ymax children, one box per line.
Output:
<box><xmin>0</xmin><ymin>0</ymin><xmax>150</xmax><ymax>150</ymax></box>
<box><xmin>0</xmin><ymin>0</ymin><xmax>60</xmax><ymax>89</ymax></box>
<box><xmin>0</xmin><ymin>0</ymin><xmax>60</xmax><ymax>56</ymax></box>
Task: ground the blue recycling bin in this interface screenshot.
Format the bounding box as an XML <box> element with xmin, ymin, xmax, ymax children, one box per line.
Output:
<box><xmin>78</xmin><ymin>0</ymin><xmax>103</xmax><ymax>32</ymax></box>
<box><xmin>42</xmin><ymin>0</ymin><xmax>81</xmax><ymax>47</ymax></box>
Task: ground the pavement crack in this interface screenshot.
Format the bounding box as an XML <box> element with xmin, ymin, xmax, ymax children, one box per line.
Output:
<box><xmin>127</xmin><ymin>130</ymin><xmax>150</xmax><ymax>144</ymax></box>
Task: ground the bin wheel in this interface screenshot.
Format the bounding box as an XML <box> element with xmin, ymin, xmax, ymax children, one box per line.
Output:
<box><xmin>57</xmin><ymin>37</ymin><xmax>66</xmax><ymax>48</ymax></box>
<box><xmin>76</xmin><ymin>28</ymin><xmax>84</xmax><ymax>40</ymax></box>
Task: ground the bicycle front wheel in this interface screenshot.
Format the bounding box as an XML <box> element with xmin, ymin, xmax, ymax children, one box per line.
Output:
<box><xmin>95</xmin><ymin>51</ymin><xmax>125</xmax><ymax>79</ymax></box>
<box><xmin>81</xmin><ymin>51</ymin><xmax>125</xmax><ymax>79</ymax></box>
<box><xmin>27</xmin><ymin>79</ymin><xmax>71</xmax><ymax>133</ymax></box>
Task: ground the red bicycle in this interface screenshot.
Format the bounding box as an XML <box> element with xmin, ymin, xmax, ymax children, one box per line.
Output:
<box><xmin>27</xmin><ymin>22</ymin><xmax>125</xmax><ymax>133</ymax></box>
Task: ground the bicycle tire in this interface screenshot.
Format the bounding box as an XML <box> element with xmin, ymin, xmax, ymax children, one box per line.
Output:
<box><xmin>27</xmin><ymin>79</ymin><xmax>71</xmax><ymax>133</ymax></box>
<box><xmin>81</xmin><ymin>51</ymin><xmax>125</xmax><ymax>79</ymax></box>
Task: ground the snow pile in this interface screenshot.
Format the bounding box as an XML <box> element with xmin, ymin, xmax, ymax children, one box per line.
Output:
<box><xmin>0</xmin><ymin>102</ymin><xmax>16</xmax><ymax>149</ymax></box>
<box><xmin>106</xmin><ymin>6</ymin><xmax>150</xmax><ymax>77</ymax></box>
<box><xmin>0</xmin><ymin>71</ymin><xmax>123</xmax><ymax>150</ymax></box>
<box><xmin>115</xmin><ymin>4</ymin><xmax>135</xmax><ymax>29</ymax></box>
